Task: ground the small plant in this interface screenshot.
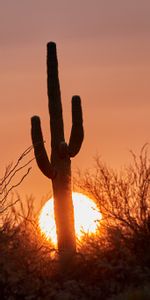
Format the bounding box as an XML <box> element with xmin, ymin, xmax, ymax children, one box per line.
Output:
<box><xmin>31</xmin><ymin>42</ymin><xmax>84</xmax><ymax>262</ymax></box>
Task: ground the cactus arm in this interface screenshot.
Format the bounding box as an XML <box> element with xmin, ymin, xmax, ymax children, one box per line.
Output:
<box><xmin>31</xmin><ymin>116</ymin><xmax>55</xmax><ymax>179</ymax></box>
<box><xmin>47</xmin><ymin>42</ymin><xmax>65</xmax><ymax>149</ymax></box>
<box><xmin>68</xmin><ymin>96</ymin><xmax>84</xmax><ymax>157</ymax></box>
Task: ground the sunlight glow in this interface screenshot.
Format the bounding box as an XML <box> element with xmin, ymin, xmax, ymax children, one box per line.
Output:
<box><xmin>39</xmin><ymin>192</ymin><xmax>102</xmax><ymax>245</ymax></box>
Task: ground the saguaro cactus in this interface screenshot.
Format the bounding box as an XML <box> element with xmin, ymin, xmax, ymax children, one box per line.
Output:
<box><xmin>31</xmin><ymin>42</ymin><xmax>84</xmax><ymax>261</ymax></box>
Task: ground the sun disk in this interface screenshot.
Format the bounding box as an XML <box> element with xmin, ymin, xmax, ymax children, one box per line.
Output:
<box><xmin>39</xmin><ymin>192</ymin><xmax>102</xmax><ymax>245</ymax></box>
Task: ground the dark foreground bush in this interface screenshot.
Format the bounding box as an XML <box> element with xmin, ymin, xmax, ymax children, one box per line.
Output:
<box><xmin>1</xmin><ymin>145</ymin><xmax>150</xmax><ymax>299</ymax></box>
<box><xmin>1</xmin><ymin>205</ymin><xmax>150</xmax><ymax>300</ymax></box>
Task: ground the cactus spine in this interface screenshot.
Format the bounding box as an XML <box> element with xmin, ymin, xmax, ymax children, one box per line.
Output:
<box><xmin>31</xmin><ymin>42</ymin><xmax>84</xmax><ymax>261</ymax></box>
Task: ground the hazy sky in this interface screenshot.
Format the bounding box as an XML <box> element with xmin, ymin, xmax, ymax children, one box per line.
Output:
<box><xmin>1</xmin><ymin>0</ymin><xmax>150</xmax><ymax>202</ymax></box>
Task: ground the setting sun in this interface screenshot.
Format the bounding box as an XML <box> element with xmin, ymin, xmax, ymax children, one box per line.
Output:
<box><xmin>39</xmin><ymin>192</ymin><xmax>102</xmax><ymax>245</ymax></box>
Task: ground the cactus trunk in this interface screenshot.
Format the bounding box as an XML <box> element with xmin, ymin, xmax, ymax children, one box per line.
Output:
<box><xmin>31</xmin><ymin>42</ymin><xmax>84</xmax><ymax>262</ymax></box>
<box><xmin>52</xmin><ymin>155</ymin><xmax>76</xmax><ymax>259</ymax></box>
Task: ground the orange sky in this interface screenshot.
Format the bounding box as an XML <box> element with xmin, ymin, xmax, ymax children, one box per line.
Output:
<box><xmin>0</xmin><ymin>1</ymin><xmax>150</xmax><ymax>203</ymax></box>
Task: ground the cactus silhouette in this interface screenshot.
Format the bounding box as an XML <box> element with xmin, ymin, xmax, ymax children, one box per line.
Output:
<box><xmin>31</xmin><ymin>42</ymin><xmax>84</xmax><ymax>261</ymax></box>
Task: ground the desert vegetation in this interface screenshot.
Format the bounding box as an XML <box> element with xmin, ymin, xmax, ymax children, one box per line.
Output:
<box><xmin>31</xmin><ymin>42</ymin><xmax>84</xmax><ymax>263</ymax></box>
<box><xmin>0</xmin><ymin>145</ymin><xmax>150</xmax><ymax>299</ymax></box>
<box><xmin>1</xmin><ymin>42</ymin><xmax>149</xmax><ymax>299</ymax></box>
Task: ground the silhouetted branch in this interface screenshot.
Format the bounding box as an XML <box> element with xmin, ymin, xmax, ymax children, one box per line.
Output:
<box><xmin>0</xmin><ymin>146</ymin><xmax>33</xmax><ymax>215</ymax></box>
<box><xmin>75</xmin><ymin>145</ymin><xmax>150</xmax><ymax>234</ymax></box>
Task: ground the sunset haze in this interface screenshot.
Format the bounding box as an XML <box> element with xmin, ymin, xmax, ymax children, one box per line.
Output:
<box><xmin>0</xmin><ymin>0</ymin><xmax>150</xmax><ymax>202</ymax></box>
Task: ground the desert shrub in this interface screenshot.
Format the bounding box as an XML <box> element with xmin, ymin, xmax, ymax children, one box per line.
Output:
<box><xmin>1</xmin><ymin>145</ymin><xmax>150</xmax><ymax>299</ymax></box>
<box><xmin>0</xmin><ymin>148</ymin><xmax>58</xmax><ymax>298</ymax></box>
<box><xmin>76</xmin><ymin>145</ymin><xmax>150</xmax><ymax>261</ymax></box>
<box><xmin>0</xmin><ymin>196</ymin><xmax>60</xmax><ymax>299</ymax></box>
<box><xmin>70</xmin><ymin>145</ymin><xmax>150</xmax><ymax>298</ymax></box>
<box><xmin>109</xmin><ymin>283</ymin><xmax>150</xmax><ymax>300</ymax></box>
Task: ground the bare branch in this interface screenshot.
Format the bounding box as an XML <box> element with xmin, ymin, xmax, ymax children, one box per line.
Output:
<box><xmin>0</xmin><ymin>146</ymin><xmax>33</xmax><ymax>216</ymax></box>
<box><xmin>75</xmin><ymin>145</ymin><xmax>150</xmax><ymax>235</ymax></box>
